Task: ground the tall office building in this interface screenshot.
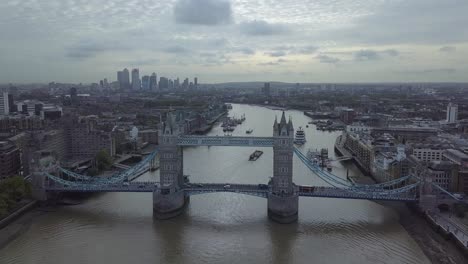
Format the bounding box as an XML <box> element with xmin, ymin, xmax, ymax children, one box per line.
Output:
<box><xmin>149</xmin><ymin>73</ymin><xmax>157</xmax><ymax>91</ymax></box>
<box><xmin>142</xmin><ymin>75</ymin><xmax>150</xmax><ymax>90</ymax></box>
<box><xmin>131</xmin><ymin>69</ymin><xmax>140</xmax><ymax>90</ymax></box>
<box><xmin>262</xmin><ymin>82</ymin><xmax>271</xmax><ymax>96</ymax></box>
<box><xmin>0</xmin><ymin>92</ymin><xmax>10</xmax><ymax>115</ymax></box>
<box><xmin>118</xmin><ymin>68</ymin><xmax>130</xmax><ymax>90</ymax></box>
<box><xmin>194</xmin><ymin>77</ymin><xmax>198</xmax><ymax>87</ymax></box>
<box><xmin>117</xmin><ymin>71</ymin><xmax>123</xmax><ymax>83</ymax></box>
<box><xmin>159</xmin><ymin>77</ymin><xmax>169</xmax><ymax>90</ymax></box>
<box><xmin>446</xmin><ymin>103</ymin><xmax>458</xmax><ymax>123</ymax></box>
<box><xmin>169</xmin><ymin>79</ymin><xmax>174</xmax><ymax>90</ymax></box>
<box><xmin>174</xmin><ymin>78</ymin><xmax>180</xmax><ymax>89</ymax></box>
<box><xmin>122</xmin><ymin>68</ymin><xmax>130</xmax><ymax>89</ymax></box>
<box><xmin>182</xmin><ymin>78</ymin><xmax>189</xmax><ymax>90</ymax></box>
<box><xmin>8</xmin><ymin>93</ymin><xmax>15</xmax><ymax>113</ymax></box>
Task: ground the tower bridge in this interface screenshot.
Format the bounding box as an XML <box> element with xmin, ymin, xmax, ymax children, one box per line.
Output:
<box><xmin>32</xmin><ymin>112</ymin><xmax>447</xmax><ymax>223</ymax></box>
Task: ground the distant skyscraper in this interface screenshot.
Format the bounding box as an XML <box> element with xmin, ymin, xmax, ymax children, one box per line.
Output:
<box><xmin>70</xmin><ymin>87</ymin><xmax>78</xmax><ymax>105</ymax></box>
<box><xmin>0</xmin><ymin>91</ymin><xmax>10</xmax><ymax>115</ymax></box>
<box><xmin>182</xmin><ymin>78</ymin><xmax>189</xmax><ymax>90</ymax></box>
<box><xmin>149</xmin><ymin>73</ymin><xmax>157</xmax><ymax>91</ymax></box>
<box><xmin>169</xmin><ymin>79</ymin><xmax>174</xmax><ymax>90</ymax></box>
<box><xmin>194</xmin><ymin>77</ymin><xmax>198</xmax><ymax>86</ymax></box>
<box><xmin>262</xmin><ymin>82</ymin><xmax>271</xmax><ymax>96</ymax></box>
<box><xmin>7</xmin><ymin>93</ymin><xmax>15</xmax><ymax>112</ymax></box>
<box><xmin>446</xmin><ymin>103</ymin><xmax>458</xmax><ymax>123</ymax></box>
<box><xmin>159</xmin><ymin>77</ymin><xmax>169</xmax><ymax>90</ymax></box>
<box><xmin>131</xmin><ymin>69</ymin><xmax>140</xmax><ymax>90</ymax></box>
<box><xmin>142</xmin><ymin>75</ymin><xmax>150</xmax><ymax>90</ymax></box>
<box><xmin>117</xmin><ymin>71</ymin><xmax>123</xmax><ymax>83</ymax></box>
<box><xmin>118</xmin><ymin>68</ymin><xmax>130</xmax><ymax>90</ymax></box>
<box><xmin>174</xmin><ymin>78</ymin><xmax>180</xmax><ymax>89</ymax></box>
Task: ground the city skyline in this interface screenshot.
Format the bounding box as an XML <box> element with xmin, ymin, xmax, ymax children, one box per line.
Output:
<box><xmin>0</xmin><ymin>0</ymin><xmax>467</xmax><ymax>83</ymax></box>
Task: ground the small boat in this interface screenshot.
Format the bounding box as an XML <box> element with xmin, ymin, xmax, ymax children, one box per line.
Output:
<box><xmin>294</xmin><ymin>127</ymin><xmax>306</xmax><ymax>145</ymax></box>
<box><xmin>249</xmin><ymin>150</ymin><xmax>263</xmax><ymax>161</ymax></box>
<box><xmin>246</xmin><ymin>129</ymin><xmax>253</xmax><ymax>134</ymax></box>
<box><xmin>223</xmin><ymin>126</ymin><xmax>234</xmax><ymax>132</ymax></box>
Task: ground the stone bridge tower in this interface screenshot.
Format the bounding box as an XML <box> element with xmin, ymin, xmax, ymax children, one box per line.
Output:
<box><xmin>268</xmin><ymin>112</ymin><xmax>299</xmax><ymax>223</ymax></box>
<box><xmin>153</xmin><ymin>113</ymin><xmax>188</xmax><ymax>219</ymax></box>
<box><xmin>418</xmin><ymin>170</ymin><xmax>436</xmax><ymax>212</ymax></box>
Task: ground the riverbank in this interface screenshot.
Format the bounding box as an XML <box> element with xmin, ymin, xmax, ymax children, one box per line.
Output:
<box><xmin>347</xmin><ymin>171</ymin><xmax>468</xmax><ymax>263</ymax></box>
<box><xmin>0</xmin><ymin>201</ymin><xmax>37</xmax><ymax>250</ymax></box>
<box><xmin>393</xmin><ymin>204</ymin><xmax>468</xmax><ymax>264</ymax></box>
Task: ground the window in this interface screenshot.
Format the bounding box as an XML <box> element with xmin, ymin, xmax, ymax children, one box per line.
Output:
<box><xmin>163</xmin><ymin>153</ymin><xmax>173</xmax><ymax>158</ymax></box>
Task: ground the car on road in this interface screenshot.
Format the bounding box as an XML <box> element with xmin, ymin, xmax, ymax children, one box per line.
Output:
<box><xmin>223</xmin><ymin>184</ymin><xmax>231</xmax><ymax>189</ymax></box>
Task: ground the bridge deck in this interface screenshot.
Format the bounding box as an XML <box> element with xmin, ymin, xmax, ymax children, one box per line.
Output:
<box><xmin>177</xmin><ymin>136</ymin><xmax>274</xmax><ymax>147</ymax></box>
<box><xmin>45</xmin><ymin>182</ymin><xmax>417</xmax><ymax>201</ymax></box>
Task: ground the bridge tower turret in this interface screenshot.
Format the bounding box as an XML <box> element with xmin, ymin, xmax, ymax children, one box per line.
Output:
<box><xmin>418</xmin><ymin>170</ymin><xmax>436</xmax><ymax>212</ymax></box>
<box><xmin>268</xmin><ymin>112</ymin><xmax>299</xmax><ymax>223</ymax></box>
<box><xmin>153</xmin><ymin>112</ymin><xmax>188</xmax><ymax>219</ymax></box>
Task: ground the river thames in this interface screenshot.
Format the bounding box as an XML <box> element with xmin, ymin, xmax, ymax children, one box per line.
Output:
<box><xmin>0</xmin><ymin>104</ymin><xmax>430</xmax><ymax>264</ymax></box>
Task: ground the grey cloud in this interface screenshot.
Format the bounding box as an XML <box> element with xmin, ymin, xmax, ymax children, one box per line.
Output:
<box><xmin>266</xmin><ymin>45</ymin><xmax>318</xmax><ymax>57</ymax></box>
<box><xmin>395</xmin><ymin>68</ymin><xmax>456</xmax><ymax>74</ymax></box>
<box><xmin>439</xmin><ymin>46</ymin><xmax>456</xmax><ymax>53</ymax></box>
<box><xmin>316</xmin><ymin>54</ymin><xmax>340</xmax><ymax>64</ymax></box>
<box><xmin>354</xmin><ymin>50</ymin><xmax>380</xmax><ymax>61</ymax></box>
<box><xmin>66</xmin><ymin>40</ymin><xmax>129</xmax><ymax>59</ymax></box>
<box><xmin>200</xmin><ymin>52</ymin><xmax>217</xmax><ymax>57</ymax></box>
<box><xmin>297</xmin><ymin>45</ymin><xmax>318</xmax><ymax>54</ymax></box>
<box><xmin>383</xmin><ymin>49</ymin><xmax>399</xmax><ymax>56</ymax></box>
<box><xmin>236</xmin><ymin>47</ymin><xmax>255</xmax><ymax>55</ymax></box>
<box><xmin>265</xmin><ymin>51</ymin><xmax>287</xmax><ymax>57</ymax></box>
<box><xmin>174</xmin><ymin>0</ymin><xmax>233</xmax><ymax>25</ymax></box>
<box><xmin>239</xmin><ymin>20</ymin><xmax>291</xmax><ymax>36</ymax></box>
<box><xmin>258</xmin><ymin>62</ymin><xmax>279</xmax><ymax>66</ymax></box>
<box><xmin>123</xmin><ymin>58</ymin><xmax>160</xmax><ymax>66</ymax></box>
<box><xmin>352</xmin><ymin>49</ymin><xmax>399</xmax><ymax>61</ymax></box>
<box><xmin>258</xmin><ymin>59</ymin><xmax>288</xmax><ymax>66</ymax></box>
<box><xmin>328</xmin><ymin>0</ymin><xmax>468</xmax><ymax>45</ymax></box>
<box><xmin>201</xmin><ymin>54</ymin><xmax>234</xmax><ymax>67</ymax></box>
<box><xmin>164</xmin><ymin>46</ymin><xmax>190</xmax><ymax>53</ymax></box>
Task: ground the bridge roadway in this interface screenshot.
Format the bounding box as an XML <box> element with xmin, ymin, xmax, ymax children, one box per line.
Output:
<box><xmin>45</xmin><ymin>182</ymin><xmax>417</xmax><ymax>201</ymax></box>
<box><xmin>177</xmin><ymin>136</ymin><xmax>274</xmax><ymax>147</ymax></box>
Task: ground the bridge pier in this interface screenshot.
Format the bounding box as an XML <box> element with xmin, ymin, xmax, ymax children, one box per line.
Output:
<box><xmin>153</xmin><ymin>189</ymin><xmax>189</xmax><ymax>219</ymax></box>
<box><xmin>268</xmin><ymin>192</ymin><xmax>298</xmax><ymax>224</ymax></box>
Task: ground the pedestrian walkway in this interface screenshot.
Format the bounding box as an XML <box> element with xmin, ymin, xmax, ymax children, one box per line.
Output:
<box><xmin>429</xmin><ymin>212</ymin><xmax>468</xmax><ymax>248</ymax></box>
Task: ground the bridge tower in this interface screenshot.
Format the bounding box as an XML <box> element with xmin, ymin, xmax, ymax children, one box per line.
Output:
<box><xmin>268</xmin><ymin>112</ymin><xmax>299</xmax><ymax>223</ymax></box>
<box><xmin>30</xmin><ymin>152</ymin><xmax>58</xmax><ymax>201</ymax></box>
<box><xmin>153</xmin><ymin>113</ymin><xmax>188</xmax><ymax>219</ymax></box>
<box><xmin>418</xmin><ymin>171</ymin><xmax>436</xmax><ymax>212</ymax></box>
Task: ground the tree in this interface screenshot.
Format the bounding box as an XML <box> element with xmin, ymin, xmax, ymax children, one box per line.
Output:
<box><xmin>0</xmin><ymin>176</ymin><xmax>31</xmax><ymax>219</ymax></box>
<box><xmin>96</xmin><ymin>149</ymin><xmax>112</xmax><ymax>171</ymax></box>
<box><xmin>0</xmin><ymin>197</ymin><xmax>8</xmax><ymax>218</ymax></box>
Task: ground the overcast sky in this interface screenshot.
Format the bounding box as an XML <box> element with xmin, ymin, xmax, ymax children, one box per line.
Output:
<box><xmin>1</xmin><ymin>0</ymin><xmax>467</xmax><ymax>83</ymax></box>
